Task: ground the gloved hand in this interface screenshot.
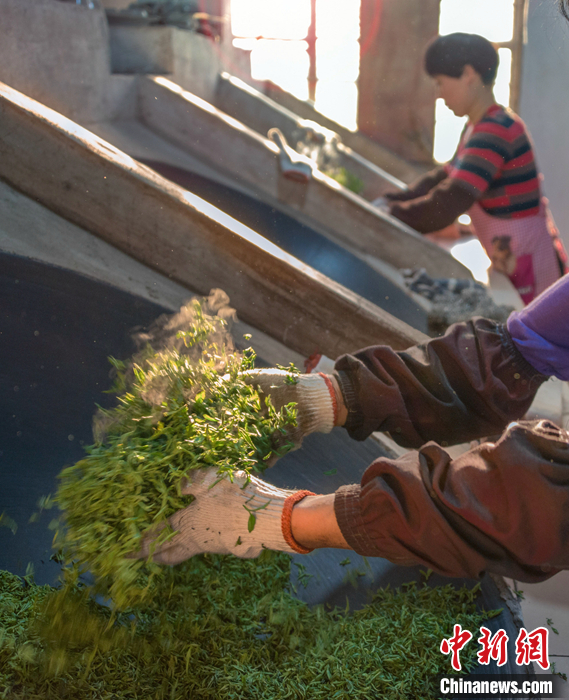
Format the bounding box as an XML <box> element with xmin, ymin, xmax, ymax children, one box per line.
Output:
<box><xmin>241</xmin><ymin>369</ymin><xmax>338</xmax><ymax>454</ymax></box>
<box><xmin>137</xmin><ymin>467</ymin><xmax>315</xmax><ymax>565</ymax></box>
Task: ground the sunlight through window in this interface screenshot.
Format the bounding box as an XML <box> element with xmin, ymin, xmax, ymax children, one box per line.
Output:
<box><xmin>230</xmin><ymin>0</ymin><xmax>361</xmax><ymax>131</ymax></box>
<box><xmin>433</xmin><ymin>99</ymin><xmax>467</xmax><ymax>163</ymax></box>
<box><xmin>439</xmin><ymin>0</ymin><xmax>515</xmax><ymax>42</ymax></box>
<box><xmin>494</xmin><ymin>47</ymin><xmax>512</xmax><ymax>106</ymax></box>
<box><xmin>231</xmin><ymin>0</ymin><xmax>310</xmax><ymax>40</ymax></box>
<box><xmin>451</xmin><ymin>238</ymin><xmax>492</xmax><ymax>285</ymax></box>
<box><xmin>249</xmin><ymin>40</ymin><xmax>310</xmax><ymax>100</ymax></box>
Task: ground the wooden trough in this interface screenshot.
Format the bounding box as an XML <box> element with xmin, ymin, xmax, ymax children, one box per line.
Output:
<box><xmin>0</xmin><ymin>80</ymin><xmax>428</xmax><ymax>357</ymax></box>
<box><xmin>136</xmin><ymin>75</ymin><xmax>472</xmax><ymax>281</ymax></box>
<box><xmin>213</xmin><ymin>72</ymin><xmax>407</xmax><ymax>201</ymax></box>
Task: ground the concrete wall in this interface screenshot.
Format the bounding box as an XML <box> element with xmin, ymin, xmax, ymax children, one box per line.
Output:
<box><xmin>0</xmin><ymin>0</ymin><xmax>114</xmax><ymax>123</ymax></box>
<box><xmin>0</xmin><ymin>0</ymin><xmax>238</xmax><ymax>123</ymax></box>
<box><xmin>519</xmin><ymin>0</ymin><xmax>569</xmax><ymax>250</ymax></box>
<box><xmin>109</xmin><ymin>26</ymin><xmax>224</xmax><ymax>103</ymax></box>
<box><xmin>100</xmin><ymin>0</ymin><xmax>131</xmax><ymax>8</ymax></box>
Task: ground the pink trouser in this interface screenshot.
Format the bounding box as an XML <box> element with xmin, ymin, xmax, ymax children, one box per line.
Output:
<box><xmin>469</xmin><ymin>201</ymin><xmax>566</xmax><ymax>305</ymax></box>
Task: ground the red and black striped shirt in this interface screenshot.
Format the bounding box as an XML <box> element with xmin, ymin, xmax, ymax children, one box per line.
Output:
<box><xmin>446</xmin><ymin>103</ymin><xmax>541</xmax><ymax>219</ymax></box>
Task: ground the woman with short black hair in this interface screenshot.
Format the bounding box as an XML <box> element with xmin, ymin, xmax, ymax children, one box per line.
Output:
<box><xmin>386</xmin><ymin>33</ymin><xmax>567</xmax><ymax>306</ymax></box>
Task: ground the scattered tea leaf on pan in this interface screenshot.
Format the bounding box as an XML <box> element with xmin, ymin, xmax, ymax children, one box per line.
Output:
<box><xmin>0</xmin><ymin>512</ymin><xmax>17</xmax><ymax>535</ymax></box>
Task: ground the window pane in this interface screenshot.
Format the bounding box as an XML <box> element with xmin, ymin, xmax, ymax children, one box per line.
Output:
<box><xmin>316</xmin><ymin>0</ymin><xmax>360</xmax><ymax>41</ymax></box>
<box><xmin>316</xmin><ymin>39</ymin><xmax>360</xmax><ymax>81</ymax></box>
<box><xmin>231</xmin><ymin>0</ymin><xmax>311</xmax><ymax>40</ymax></box>
<box><xmin>433</xmin><ymin>98</ymin><xmax>467</xmax><ymax>163</ymax></box>
<box><xmin>315</xmin><ymin>80</ymin><xmax>358</xmax><ymax>131</ymax></box>
<box><xmin>494</xmin><ymin>48</ymin><xmax>512</xmax><ymax>106</ymax></box>
<box><xmin>439</xmin><ymin>0</ymin><xmax>515</xmax><ymax>43</ymax></box>
<box><xmin>250</xmin><ymin>40</ymin><xmax>310</xmax><ymax>100</ymax></box>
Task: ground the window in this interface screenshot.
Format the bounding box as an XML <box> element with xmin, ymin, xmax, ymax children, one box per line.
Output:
<box><xmin>231</xmin><ymin>0</ymin><xmax>361</xmax><ymax>130</ymax></box>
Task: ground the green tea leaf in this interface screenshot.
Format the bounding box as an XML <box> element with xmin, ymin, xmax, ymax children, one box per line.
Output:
<box><xmin>247</xmin><ymin>512</ymin><xmax>256</xmax><ymax>533</ymax></box>
<box><xmin>0</xmin><ymin>512</ymin><xmax>17</xmax><ymax>535</ymax></box>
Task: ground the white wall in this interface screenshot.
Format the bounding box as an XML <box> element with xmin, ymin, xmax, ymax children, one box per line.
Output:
<box><xmin>519</xmin><ymin>0</ymin><xmax>569</xmax><ymax>251</ymax></box>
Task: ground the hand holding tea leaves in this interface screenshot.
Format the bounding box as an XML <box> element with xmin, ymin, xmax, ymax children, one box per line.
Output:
<box><xmin>137</xmin><ymin>467</ymin><xmax>313</xmax><ymax>565</ymax></box>
<box><xmin>51</xmin><ymin>296</ymin><xmax>303</xmax><ymax>609</ymax></box>
<box><xmin>242</xmin><ymin>368</ymin><xmax>339</xmax><ymax>455</ymax></box>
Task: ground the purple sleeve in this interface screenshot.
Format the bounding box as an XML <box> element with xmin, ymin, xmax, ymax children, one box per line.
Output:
<box><xmin>507</xmin><ymin>275</ymin><xmax>569</xmax><ymax>380</ymax></box>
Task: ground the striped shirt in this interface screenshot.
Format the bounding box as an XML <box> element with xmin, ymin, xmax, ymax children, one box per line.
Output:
<box><xmin>446</xmin><ymin>104</ymin><xmax>541</xmax><ymax>219</ymax></box>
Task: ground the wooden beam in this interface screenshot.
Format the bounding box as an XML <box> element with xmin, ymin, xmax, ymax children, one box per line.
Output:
<box><xmin>508</xmin><ymin>0</ymin><xmax>528</xmax><ymax>113</ymax></box>
<box><xmin>139</xmin><ymin>76</ymin><xmax>472</xmax><ymax>281</ymax></box>
<box><xmin>0</xmin><ymin>81</ymin><xmax>429</xmax><ymax>359</ymax></box>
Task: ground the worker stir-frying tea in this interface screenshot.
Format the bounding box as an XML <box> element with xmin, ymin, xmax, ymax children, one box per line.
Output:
<box><xmin>1</xmin><ymin>292</ymin><xmax>496</xmax><ymax>699</ymax></box>
<box><xmin>1</xmin><ymin>270</ymin><xmax>568</xmax><ymax>697</ymax></box>
<box><xmin>138</xmin><ymin>277</ymin><xmax>569</xmax><ymax>585</ymax></box>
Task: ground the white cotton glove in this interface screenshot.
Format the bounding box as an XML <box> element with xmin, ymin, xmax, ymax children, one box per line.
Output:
<box><xmin>137</xmin><ymin>467</ymin><xmax>315</xmax><ymax>565</ymax></box>
<box><xmin>241</xmin><ymin>369</ymin><xmax>337</xmax><ymax>454</ymax></box>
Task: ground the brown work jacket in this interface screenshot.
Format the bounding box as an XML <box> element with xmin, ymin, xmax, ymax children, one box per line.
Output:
<box><xmin>333</xmin><ymin>318</ymin><xmax>569</xmax><ymax>582</ymax></box>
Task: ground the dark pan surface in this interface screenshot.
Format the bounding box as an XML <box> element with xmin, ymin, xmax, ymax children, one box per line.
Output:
<box><xmin>0</xmin><ymin>253</ymin><xmax>522</xmax><ymax>676</ymax></box>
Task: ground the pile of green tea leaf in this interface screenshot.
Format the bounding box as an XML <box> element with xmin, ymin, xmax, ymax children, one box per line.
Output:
<box><xmin>0</xmin><ymin>559</ymin><xmax>494</xmax><ymax>700</ymax></box>
<box><xmin>45</xmin><ymin>293</ymin><xmax>297</xmax><ymax>610</ymax></box>
<box><xmin>0</xmin><ymin>292</ymin><xmax>496</xmax><ymax>698</ymax></box>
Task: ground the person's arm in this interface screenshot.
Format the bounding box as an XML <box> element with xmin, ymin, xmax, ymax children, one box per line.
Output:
<box><xmin>291</xmin><ymin>494</ymin><xmax>349</xmax><ymax>549</ymax></box>
<box><xmin>388</xmin><ymin>178</ymin><xmax>476</xmax><ymax>232</ymax></box>
<box><xmin>383</xmin><ymin>166</ymin><xmax>448</xmax><ymax>202</ymax></box>
<box><xmin>333</xmin><ymin>276</ymin><xmax>569</xmax><ymax>448</ymax></box>
<box><xmin>246</xmin><ymin>277</ymin><xmax>568</xmax><ymax>452</ymax></box>
<box><xmin>334</xmin><ymin>317</ymin><xmax>547</xmax><ymax>449</ymax></box>
<box><xmin>142</xmin><ymin>420</ymin><xmax>569</xmax><ymax>583</ymax></box>
<box><xmin>389</xmin><ymin>114</ymin><xmax>510</xmax><ymax>233</ymax></box>
<box><xmin>506</xmin><ymin>274</ymin><xmax>569</xmax><ymax>380</ymax></box>
<box><xmin>328</xmin><ymin>419</ymin><xmax>569</xmax><ymax>582</ymax></box>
